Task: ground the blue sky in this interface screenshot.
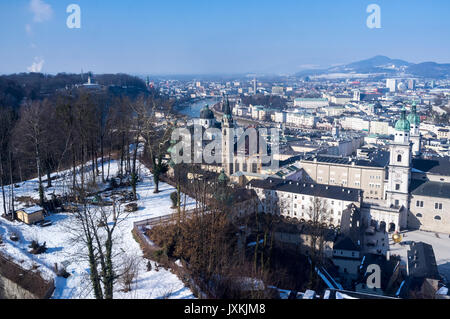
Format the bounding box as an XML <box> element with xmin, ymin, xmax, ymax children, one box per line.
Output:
<box><xmin>0</xmin><ymin>0</ymin><xmax>449</xmax><ymax>75</ymax></box>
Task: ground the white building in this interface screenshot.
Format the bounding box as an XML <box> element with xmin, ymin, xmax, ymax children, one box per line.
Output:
<box><xmin>294</xmin><ymin>98</ymin><xmax>329</xmax><ymax>109</ymax></box>
<box><xmin>274</xmin><ymin>111</ymin><xmax>287</xmax><ymax>123</ymax></box>
<box><xmin>247</xmin><ymin>178</ymin><xmax>363</xmax><ymax>227</ymax></box>
<box><xmin>286</xmin><ymin>113</ymin><xmax>318</xmax><ymax>128</ymax></box>
<box><xmin>386</xmin><ymin>79</ymin><xmax>397</xmax><ymax>93</ymax></box>
<box><xmin>340</xmin><ymin>117</ymin><xmax>370</xmax><ymax>132</ymax></box>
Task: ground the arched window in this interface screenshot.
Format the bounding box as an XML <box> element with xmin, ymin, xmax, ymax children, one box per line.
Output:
<box><xmin>416</xmin><ymin>213</ymin><xmax>423</xmax><ymax>218</ymax></box>
<box><xmin>434</xmin><ymin>216</ymin><xmax>441</xmax><ymax>220</ymax></box>
<box><xmin>397</xmin><ymin>154</ymin><xmax>402</xmax><ymax>162</ymax></box>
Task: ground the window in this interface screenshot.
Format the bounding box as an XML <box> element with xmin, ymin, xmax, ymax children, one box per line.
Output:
<box><xmin>416</xmin><ymin>201</ymin><xmax>424</xmax><ymax>208</ymax></box>
<box><xmin>435</xmin><ymin>216</ymin><xmax>442</xmax><ymax>220</ymax></box>
<box><xmin>395</xmin><ymin>184</ymin><xmax>400</xmax><ymax>191</ymax></box>
<box><xmin>435</xmin><ymin>203</ymin><xmax>443</xmax><ymax>210</ymax></box>
<box><xmin>416</xmin><ymin>213</ymin><xmax>423</xmax><ymax>218</ymax></box>
<box><xmin>397</xmin><ymin>154</ymin><xmax>402</xmax><ymax>162</ymax></box>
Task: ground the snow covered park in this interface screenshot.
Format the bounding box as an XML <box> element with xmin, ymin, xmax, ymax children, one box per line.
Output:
<box><xmin>0</xmin><ymin>160</ymin><xmax>197</xmax><ymax>299</ymax></box>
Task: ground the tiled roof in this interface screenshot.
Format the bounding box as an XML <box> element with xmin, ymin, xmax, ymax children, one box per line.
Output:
<box><xmin>248</xmin><ymin>177</ymin><xmax>361</xmax><ymax>202</ymax></box>
<box><xmin>412</xmin><ymin>157</ymin><xmax>450</xmax><ymax>176</ymax></box>
<box><xmin>410</xmin><ymin>180</ymin><xmax>450</xmax><ymax>199</ymax></box>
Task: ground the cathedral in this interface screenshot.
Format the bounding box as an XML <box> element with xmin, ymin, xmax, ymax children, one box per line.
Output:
<box><xmin>300</xmin><ymin>102</ymin><xmax>449</xmax><ymax>234</ymax></box>
<box><xmin>359</xmin><ymin>103</ymin><xmax>449</xmax><ymax>234</ymax></box>
<box><xmin>173</xmin><ymin>100</ymin><xmax>450</xmax><ymax>234</ymax></box>
<box><xmin>178</xmin><ymin>97</ymin><xmax>265</xmax><ymax>177</ymax></box>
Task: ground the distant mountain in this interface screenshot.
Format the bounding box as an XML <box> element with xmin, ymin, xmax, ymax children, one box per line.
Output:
<box><xmin>407</xmin><ymin>62</ymin><xmax>450</xmax><ymax>78</ymax></box>
<box><xmin>296</xmin><ymin>55</ymin><xmax>450</xmax><ymax>79</ymax></box>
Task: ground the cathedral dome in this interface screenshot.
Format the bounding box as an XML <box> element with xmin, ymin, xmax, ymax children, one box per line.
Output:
<box><xmin>395</xmin><ymin>108</ymin><xmax>410</xmax><ymax>132</ymax></box>
<box><xmin>200</xmin><ymin>105</ymin><xmax>215</xmax><ymax>120</ymax></box>
<box><xmin>218</xmin><ymin>169</ymin><xmax>229</xmax><ymax>184</ymax></box>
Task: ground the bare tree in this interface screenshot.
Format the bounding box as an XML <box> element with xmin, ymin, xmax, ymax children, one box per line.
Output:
<box><xmin>306</xmin><ymin>196</ymin><xmax>330</xmax><ymax>290</ymax></box>
<box><xmin>119</xmin><ymin>255</ymin><xmax>139</xmax><ymax>293</ymax></box>
<box><xmin>65</xmin><ymin>195</ymin><xmax>130</xmax><ymax>299</ymax></box>
<box><xmin>13</xmin><ymin>101</ymin><xmax>48</xmax><ymax>205</ymax></box>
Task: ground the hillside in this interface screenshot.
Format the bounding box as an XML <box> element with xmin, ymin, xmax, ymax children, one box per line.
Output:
<box><xmin>296</xmin><ymin>56</ymin><xmax>450</xmax><ymax>79</ymax></box>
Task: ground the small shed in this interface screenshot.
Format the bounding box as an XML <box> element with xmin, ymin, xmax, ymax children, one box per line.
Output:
<box><xmin>16</xmin><ymin>206</ymin><xmax>45</xmax><ymax>225</ymax></box>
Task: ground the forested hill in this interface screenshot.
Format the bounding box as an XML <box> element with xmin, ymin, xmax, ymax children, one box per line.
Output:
<box><xmin>0</xmin><ymin>73</ymin><xmax>148</xmax><ymax>108</ymax></box>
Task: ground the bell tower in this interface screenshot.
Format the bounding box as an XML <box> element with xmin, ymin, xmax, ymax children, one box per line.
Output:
<box><xmin>385</xmin><ymin>107</ymin><xmax>412</xmax><ymax>210</ymax></box>
<box><xmin>221</xmin><ymin>96</ymin><xmax>234</xmax><ymax>175</ymax></box>
<box><xmin>407</xmin><ymin>102</ymin><xmax>422</xmax><ymax>157</ymax></box>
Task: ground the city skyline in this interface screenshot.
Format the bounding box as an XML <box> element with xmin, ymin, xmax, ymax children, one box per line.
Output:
<box><xmin>0</xmin><ymin>0</ymin><xmax>450</xmax><ymax>75</ymax></box>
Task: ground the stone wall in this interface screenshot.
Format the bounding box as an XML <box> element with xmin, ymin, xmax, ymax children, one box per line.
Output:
<box><xmin>0</xmin><ymin>254</ymin><xmax>54</xmax><ymax>299</ymax></box>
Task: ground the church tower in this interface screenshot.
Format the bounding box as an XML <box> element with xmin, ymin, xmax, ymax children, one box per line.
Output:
<box><xmin>221</xmin><ymin>96</ymin><xmax>235</xmax><ymax>175</ymax></box>
<box><xmin>407</xmin><ymin>102</ymin><xmax>422</xmax><ymax>157</ymax></box>
<box><xmin>385</xmin><ymin>108</ymin><xmax>412</xmax><ymax>210</ymax></box>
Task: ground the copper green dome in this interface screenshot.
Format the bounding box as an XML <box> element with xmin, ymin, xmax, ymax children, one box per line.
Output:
<box><xmin>218</xmin><ymin>169</ymin><xmax>228</xmax><ymax>183</ymax></box>
<box><xmin>200</xmin><ymin>104</ymin><xmax>215</xmax><ymax>119</ymax></box>
<box><xmin>395</xmin><ymin>108</ymin><xmax>410</xmax><ymax>132</ymax></box>
<box><xmin>407</xmin><ymin>102</ymin><xmax>420</xmax><ymax>126</ymax></box>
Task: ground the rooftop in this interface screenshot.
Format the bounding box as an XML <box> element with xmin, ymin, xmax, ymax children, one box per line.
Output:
<box><xmin>302</xmin><ymin>154</ymin><xmax>386</xmax><ymax>168</ymax></box>
<box><xmin>19</xmin><ymin>205</ymin><xmax>44</xmax><ymax>215</ymax></box>
<box><xmin>412</xmin><ymin>157</ymin><xmax>450</xmax><ymax>176</ymax></box>
<box><xmin>410</xmin><ymin>180</ymin><xmax>450</xmax><ymax>199</ymax></box>
<box><xmin>407</xmin><ymin>242</ymin><xmax>440</xmax><ymax>280</ymax></box>
<box><xmin>248</xmin><ymin>177</ymin><xmax>362</xmax><ymax>202</ymax></box>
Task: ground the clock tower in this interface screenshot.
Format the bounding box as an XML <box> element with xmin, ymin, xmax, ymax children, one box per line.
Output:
<box><xmin>221</xmin><ymin>96</ymin><xmax>235</xmax><ymax>175</ymax></box>
<box><xmin>385</xmin><ymin>108</ymin><xmax>412</xmax><ymax>210</ymax></box>
<box><xmin>407</xmin><ymin>102</ymin><xmax>422</xmax><ymax>157</ymax></box>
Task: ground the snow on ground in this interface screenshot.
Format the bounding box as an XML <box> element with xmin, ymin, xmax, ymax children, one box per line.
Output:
<box><xmin>0</xmin><ymin>160</ymin><xmax>196</xmax><ymax>299</ymax></box>
<box><xmin>389</xmin><ymin>230</ymin><xmax>450</xmax><ymax>283</ymax></box>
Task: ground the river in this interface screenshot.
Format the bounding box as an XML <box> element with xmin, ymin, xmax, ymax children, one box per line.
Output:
<box><xmin>175</xmin><ymin>98</ymin><xmax>220</xmax><ymax>118</ymax></box>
